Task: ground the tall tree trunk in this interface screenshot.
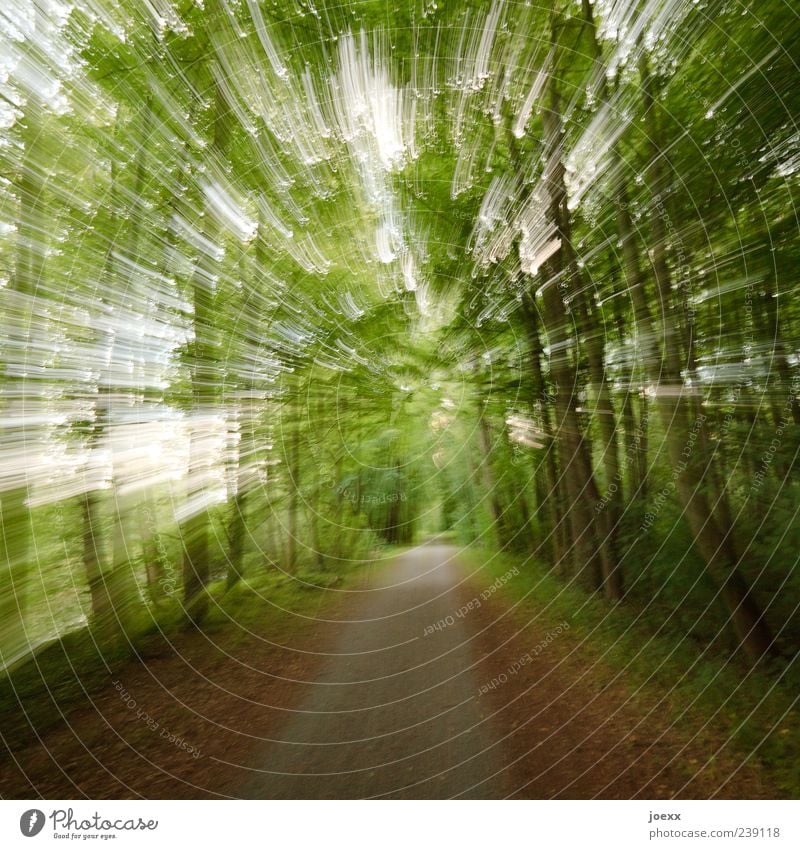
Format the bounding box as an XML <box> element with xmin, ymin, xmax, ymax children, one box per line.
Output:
<box><xmin>520</xmin><ymin>292</ymin><xmax>564</xmax><ymax>565</ymax></box>
<box><xmin>0</xmin><ymin>100</ymin><xmax>47</xmax><ymax>662</ymax></box>
<box><xmin>286</xmin><ymin>416</ymin><xmax>300</xmax><ymax>573</ymax></box>
<box><xmin>535</xmin><ymin>24</ymin><xmax>620</xmax><ymax>597</ymax></box>
<box><xmin>182</xmin><ymin>67</ymin><xmax>229</xmax><ymax>620</ymax></box>
<box><xmin>477</xmin><ymin>405</ymin><xmax>509</xmax><ymax>550</ymax></box>
<box><xmin>128</xmin><ymin>94</ymin><xmax>166</xmax><ymax>600</ymax></box>
<box><xmin>226</xmin><ymin>488</ymin><xmax>247</xmax><ymax>590</ymax></box>
<box><xmin>613</xmin><ymin>303</ymin><xmax>647</xmax><ymax>504</ymax></box>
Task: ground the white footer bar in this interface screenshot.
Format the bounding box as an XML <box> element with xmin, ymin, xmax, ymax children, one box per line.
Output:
<box><xmin>2</xmin><ymin>800</ymin><xmax>796</xmax><ymax>849</ymax></box>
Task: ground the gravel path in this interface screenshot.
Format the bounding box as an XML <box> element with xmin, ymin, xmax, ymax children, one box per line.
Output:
<box><xmin>238</xmin><ymin>541</ymin><xmax>508</xmax><ymax>799</ymax></box>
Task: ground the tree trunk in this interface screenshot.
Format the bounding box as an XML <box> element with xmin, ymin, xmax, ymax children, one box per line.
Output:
<box><xmin>477</xmin><ymin>406</ymin><xmax>509</xmax><ymax>549</ymax></box>
<box><xmin>182</xmin><ymin>71</ymin><xmax>229</xmax><ymax>621</ymax></box>
<box><xmin>286</xmin><ymin>417</ymin><xmax>300</xmax><ymax>573</ymax></box>
<box><xmin>0</xmin><ymin>114</ymin><xmax>43</xmax><ymax>661</ymax></box>
<box><xmin>536</xmin><ymin>36</ymin><xmax>621</xmax><ymax>598</ymax></box>
<box><xmin>226</xmin><ymin>489</ymin><xmax>247</xmax><ymax>590</ymax></box>
<box><xmin>520</xmin><ymin>292</ymin><xmax>565</xmax><ymax>565</ymax></box>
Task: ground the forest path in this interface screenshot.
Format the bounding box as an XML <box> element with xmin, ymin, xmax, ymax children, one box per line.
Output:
<box><xmin>0</xmin><ymin>540</ymin><xmax>774</xmax><ymax>799</ymax></box>
<box><xmin>238</xmin><ymin>539</ymin><xmax>508</xmax><ymax>799</ymax></box>
<box><xmin>234</xmin><ymin>539</ymin><xmax>768</xmax><ymax>800</ymax></box>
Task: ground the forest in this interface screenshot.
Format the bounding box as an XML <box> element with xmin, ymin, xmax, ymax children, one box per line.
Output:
<box><xmin>0</xmin><ymin>0</ymin><xmax>799</xmax><ymax>800</ymax></box>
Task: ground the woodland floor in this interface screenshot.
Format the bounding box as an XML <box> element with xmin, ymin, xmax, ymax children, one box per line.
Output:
<box><xmin>0</xmin><ymin>540</ymin><xmax>777</xmax><ymax>799</ymax></box>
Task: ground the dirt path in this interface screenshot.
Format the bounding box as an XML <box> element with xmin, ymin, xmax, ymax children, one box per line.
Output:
<box><xmin>233</xmin><ymin>540</ymin><xmax>771</xmax><ymax>799</ymax></box>
<box><xmin>0</xmin><ymin>541</ymin><xmax>774</xmax><ymax>799</ymax></box>
<box><xmin>237</xmin><ymin>541</ymin><xmax>508</xmax><ymax>799</ymax></box>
